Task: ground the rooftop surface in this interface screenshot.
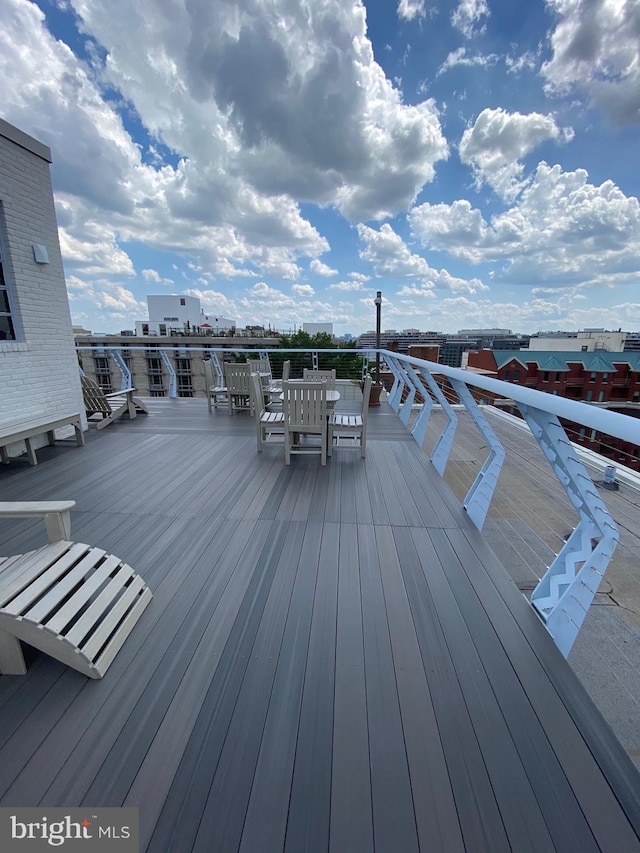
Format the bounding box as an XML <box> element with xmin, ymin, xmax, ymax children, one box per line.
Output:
<box><xmin>1</xmin><ymin>393</ymin><xmax>639</xmax><ymax>852</ymax></box>
<box><xmin>420</xmin><ymin>406</ymin><xmax>640</xmax><ymax>772</ymax></box>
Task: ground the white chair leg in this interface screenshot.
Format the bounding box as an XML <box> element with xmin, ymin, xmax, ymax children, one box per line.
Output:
<box><xmin>0</xmin><ymin>630</ymin><xmax>27</xmax><ymax>675</ymax></box>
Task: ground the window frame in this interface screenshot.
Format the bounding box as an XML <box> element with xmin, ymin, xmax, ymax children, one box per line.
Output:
<box><xmin>0</xmin><ymin>213</ymin><xmax>18</xmax><ymax>342</ymax></box>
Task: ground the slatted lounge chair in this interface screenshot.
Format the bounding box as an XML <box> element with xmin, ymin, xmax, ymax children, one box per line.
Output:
<box><xmin>81</xmin><ymin>375</ymin><xmax>148</xmax><ymax>430</ymax></box>
<box><xmin>0</xmin><ymin>501</ymin><xmax>152</xmax><ymax>679</ymax></box>
<box><xmin>282</xmin><ymin>380</ymin><xmax>328</xmax><ymax>466</ymax></box>
<box><xmin>328</xmin><ymin>375</ymin><xmax>371</xmax><ymax>458</ymax></box>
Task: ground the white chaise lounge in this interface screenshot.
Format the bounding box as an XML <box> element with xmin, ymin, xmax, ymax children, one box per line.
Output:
<box><xmin>0</xmin><ymin>501</ymin><xmax>152</xmax><ymax>678</ymax></box>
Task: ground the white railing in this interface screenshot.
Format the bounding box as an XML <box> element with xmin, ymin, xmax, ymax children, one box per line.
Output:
<box><xmin>383</xmin><ymin>350</ymin><xmax>637</xmax><ymax>658</ymax></box>
<box><xmin>76</xmin><ymin>344</ymin><xmax>639</xmax><ymax>657</ymax></box>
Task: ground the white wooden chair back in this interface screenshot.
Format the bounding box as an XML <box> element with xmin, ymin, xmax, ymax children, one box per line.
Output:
<box><xmin>282</xmin><ymin>380</ymin><xmax>328</xmax><ymax>465</ymax></box>
<box><xmin>247</xmin><ymin>357</ymin><xmax>272</xmax><ymax>379</ymax></box>
<box><xmin>224</xmin><ymin>362</ymin><xmax>251</xmax><ymax>394</ymax></box>
<box><xmin>250</xmin><ymin>372</ymin><xmax>284</xmax><ymax>452</ymax></box>
<box><xmin>328</xmin><ymin>375</ymin><xmax>371</xmax><ymax>458</ymax></box>
<box><xmin>223</xmin><ymin>362</ymin><xmax>252</xmax><ymax>414</ymax></box>
<box><xmin>283</xmin><ymin>381</ymin><xmax>327</xmax><ymax>430</ymax></box>
<box><xmin>204</xmin><ymin>357</ymin><xmax>228</xmax><ymax>412</ymax></box>
<box><xmin>204</xmin><ymin>358</ymin><xmax>214</xmax><ymax>388</ymax></box>
<box><xmin>303</xmin><ymin>368</ymin><xmax>336</xmax><ymax>390</ymax></box>
<box><xmin>249</xmin><ymin>372</ymin><xmax>265</xmax><ymax>420</ymax></box>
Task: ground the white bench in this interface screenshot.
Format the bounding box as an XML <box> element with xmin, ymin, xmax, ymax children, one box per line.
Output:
<box><xmin>0</xmin><ymin>413</ymin><xmax>84</xmax><ymax>466</ymax></box>
<box><xmin>0</xmin><ymin>502</ymin><xmax>152</xmax><ymax>678</ymax></box>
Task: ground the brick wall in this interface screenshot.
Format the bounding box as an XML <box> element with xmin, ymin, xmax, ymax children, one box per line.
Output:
<box><xmin>0</xmin><ymin>121</ymin><xmax>85</xmax><ymax>456</ymax></box>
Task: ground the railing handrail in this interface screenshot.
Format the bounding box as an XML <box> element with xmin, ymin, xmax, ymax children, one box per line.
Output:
<box><xmin>385</xmin><ymin>350</ymin><xmax>639</xmax><ymax>446</ymax></box>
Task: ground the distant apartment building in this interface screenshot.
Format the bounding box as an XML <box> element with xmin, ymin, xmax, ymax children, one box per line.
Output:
<box><xmin>302</xmin><ymin>322</ymin><xmax>333</xmax><ymax>336</ymax></box>
<box><xmin>624</xmin><ymin>332</ymin><xmax>640</xmax><ymax>353</ymax></box>
<box><xmin>467</xmin><ymin>349</ymin><xmax>640</xmax><ymax>470</ymax></box>
<box><xmin>135</xmin><ymin>294</ymin><xmax>236</xmax><ymax>336</ymax></box>
<box><xmin>76</xmin><ymin>333</ymin><xmax>280</xmax><ymax>398</ymax></box>
<box><xmin>358</xmin><ymin>328</ymin><xmax>529</xmax><ymax>366</ymax></box>
<box><xmin>358</xmin><ymin>329</ymin><xmax>446</xmax><ymax>355</ymax></box>
<box><xmin>527</xmin><ymin>329</ymin><xmax>626</xmax><ymax>352</ymax></box>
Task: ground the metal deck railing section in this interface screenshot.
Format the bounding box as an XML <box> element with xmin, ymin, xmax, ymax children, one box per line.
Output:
<box><xmin>76</xmin><ymin>344</ymin><xmax>639</xmax><ymax>658</ymax></box>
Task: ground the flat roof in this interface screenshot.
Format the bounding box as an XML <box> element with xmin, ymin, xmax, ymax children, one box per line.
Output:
<box><xmin>0</xmin><ymin>117</ymin><xmax>52</xmax><ymax>163</ymax></box>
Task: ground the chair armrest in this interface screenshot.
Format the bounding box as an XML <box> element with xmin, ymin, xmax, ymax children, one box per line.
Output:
<box><xmin>0</xmin><ymin>501</ymin><xmax>76</xmax><ymax>542</ymax></box>
<box><xmin>104</xmin><ymin>388</ymin><xmax>134</xmax><ymax>399</ymax></box>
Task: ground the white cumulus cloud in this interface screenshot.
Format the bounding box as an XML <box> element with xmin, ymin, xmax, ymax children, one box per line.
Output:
<box><xmin>542</xmin><ymin>0</ymin><xmax>640</xmax><ymax>124</ymax></box>
<box><xmin>459</xmin><ymin>108</ymin><xmax>574</xmax><ymax>200</ymax></box>
<box><xmin>292</xmin><ymin>284</ymin><xmax>315</xmax><ymax>297</ymax></box>
<box><xmin>398</xmin><ymin>0</ymin><xmax>426</xmax><ymax>22</ymax></box>
<box><xmin>451</xmin><ymin>0</ymin><xmax>490</xmax><ymax>39</ymax></box>
<box><xmin>357</xmin><ymin>223</ymin><xmax>488</xmax><ymax>293</ymax></box>
<box><xmin>409</xmin><ymin>162</ymin><xmax>640</xmax><ymax>284</ymax></box>
<box><xmin>310</xmin><ymin>259</ymin><xmax>338</xmax><ymax>277</ymax></box>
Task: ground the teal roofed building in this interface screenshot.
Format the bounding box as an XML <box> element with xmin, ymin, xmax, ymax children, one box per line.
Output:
<box><xmin>467</xmin><ymin>350</ymin><xmax>640</xmax><ymax>471</ymax></box>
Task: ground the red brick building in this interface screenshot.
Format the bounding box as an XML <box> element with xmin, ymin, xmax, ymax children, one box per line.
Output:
<box><xmin>466</xmin><ymin>350</ymin><xmax>640</xmax><ymax>471</ymax></box>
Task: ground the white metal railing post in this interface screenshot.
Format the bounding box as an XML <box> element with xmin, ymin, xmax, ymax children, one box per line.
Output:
<box><xmin>108</xmin><ymin>349</ymin><xmax>132</xmax><ymax>391</ymax></box>
<box><xmin>411</xmin><ymin>365</ymin><xmax>458</xmax><ymax>474</ymax></box>
<box><xmin>160</xmin><ymin>349</ymin><xmax>177</xmax><ymax>398</ymax></box>
<box><xmin>385</xmin><ymin>355</ymin><xmax>405</xmax><ymax>412</ymax></box>
<box><xmin>519</xmin><ymin>404</ymin><xmax>620</xmax><ymax>657</ymax></box>
<box><xmin>448</xmin><ymin>378</ymin><xmax>506</xmax><ymax>530</ymax></box>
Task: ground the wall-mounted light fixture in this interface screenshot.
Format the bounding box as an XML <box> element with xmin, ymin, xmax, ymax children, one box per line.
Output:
<box><xmin>32</xmin><ymin>243</ymin><xmax>49</xmax><ymax>264</ymax></box>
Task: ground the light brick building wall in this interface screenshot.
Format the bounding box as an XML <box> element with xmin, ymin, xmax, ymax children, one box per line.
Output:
<box><xmin>0</xmin><ymin>119</ymin><xmax>84</xmax><ymax>454</ymax></box>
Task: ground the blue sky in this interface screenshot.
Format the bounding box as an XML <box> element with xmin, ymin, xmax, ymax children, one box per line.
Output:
<box><xmin>2</xmin><ymin>0</ymin><xmax>639</xmax><ymax>335</ymax></box>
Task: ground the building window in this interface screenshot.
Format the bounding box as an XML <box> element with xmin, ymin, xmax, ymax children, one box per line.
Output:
<box><xmin>177</xmin><ymin>375</ymin><xmax>193</xmax><ymax>397</ymax></box>
<box><xmin>601</xmin><ymin>373</ymin><xmax>608</xmax><ymax>383</ymax></box>
<box><xmin>96</xmin><ymin>374</ymin><xmax>112</xmax><ymax>393</ymax></box>
<box><xmin>589</xmin><ymin>372</ymin><xmax>597</xmax><ymax>381</ymax></box>
<box><xmin>590</xmin><ymin>429</ymin><xmax>597</xmax><ymax>440</ymax></box>
<box><xmin>513</xmin><ymin>369</ymin><xmax>520</xmax><ymax>381</ymax></box>
<box><xmin>586</xmin><ymin>390</ymin><xmax>593</xmax><ymax>402</ymax></box>
<box><xmin>0</xmin><ymin>242</ymin><xmax>16</xmax><ymax>341</ymax></box>
<box><xmin>555</xmin><ymin>372</ymin><xmax>562</xmax><ymax>381</ymax></box>
<box><xmin>543</xmin><ymin>371</ymin><xmax>549</xmax><ymax>381</ymax></box>
<box><xmin>581</xmin><ymin>345</ymin><xmax>588</xmax><ymax>351</ymax></box>
<box><xmin>504</xmin><ymin>370</ymin><xmax>511</xmax><ymax>381</ymax></box>
<box><xmin>180</xmin><ymin>298</ymin><xmax>186</xmax><ymax>306</ymax></box>
<box><xmin>598</xmin><ymin>390</ymin><xmax>605</xmax><ymax>402</ymax></box>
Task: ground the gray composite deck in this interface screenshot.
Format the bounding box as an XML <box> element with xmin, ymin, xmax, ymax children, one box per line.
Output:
<box><xmin>0</xmin><ymin>396</ymin><xmax>639</xmax><ymax>852</ymax></box>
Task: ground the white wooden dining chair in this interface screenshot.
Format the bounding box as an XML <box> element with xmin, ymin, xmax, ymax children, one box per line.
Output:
<box><xmin>204</xmin><ymin>357</ymin><xmax>227</xmax><ymax>412</ymax></box>
<box><xmin>303</xmin><ymin>368</ymin><xmax>336</xmax><ymax>390</ymax></box>
<box><xmin>249</xmin><ymin>373</ymin><xmax>285</xmax><ymax>452</ymax></box>
<box><xmin>248</xmin><ymin>357</ymin><xmax>280</xmax><ymax>405</ymax></box>
<box><xmin>223</xmin><ymin>362</ymin><xmax>253</xmax><ymax>415</ymax></box>
<box><xmin>282</xmin><ymin>380</ymin><xmax>328</xmax><ymax>466</ymax></box>
<box><xmin>328</xmin><ymin>375</ymin><xmax>371</xmax><ymax>458</ymax></box>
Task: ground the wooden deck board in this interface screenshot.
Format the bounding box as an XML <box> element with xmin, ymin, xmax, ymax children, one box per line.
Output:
<box><xmin>0</xmin><ymin>397</ymin><xmax>638</xmax><ymax>852</ymax></box>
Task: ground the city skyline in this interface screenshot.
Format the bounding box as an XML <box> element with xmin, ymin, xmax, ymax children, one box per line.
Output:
<box><xmin>2</xmin><ymin>0</ymin><xmax>639</xmax><ymax>335</ymax></box>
